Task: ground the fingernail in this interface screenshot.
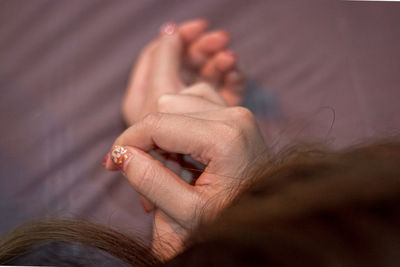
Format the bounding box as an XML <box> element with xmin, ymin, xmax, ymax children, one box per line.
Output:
<box><xmin>102</xmin><ymin>153</ymin><xmax>109</xmax><ymax>168</ymax></box>
<box><xmin>160</xmin><ymin>22</ymin><xmax>176</xmax><ymax>36</ymax></box>
<box><xmin>110</xmin><ymin>145</ymin><xmax>132</xmax><ymax>171</ymax></box>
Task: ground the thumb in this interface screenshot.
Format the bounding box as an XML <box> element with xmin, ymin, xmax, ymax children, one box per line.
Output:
<box><xmin>109</xmin><ymin>145</ymin><xmax>199</xmax><ymax>227</ymax></box>
<box><xmin>151</xmin><ymin>22</ymin><xmax>184</xmax><ymax>90</ymax></box>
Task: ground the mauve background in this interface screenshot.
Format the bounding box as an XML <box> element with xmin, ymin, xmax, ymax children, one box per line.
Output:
<box><xmin>0</xmin><ymin>0</ymin><xmax>399</xmax><ymax>238</ymax></box>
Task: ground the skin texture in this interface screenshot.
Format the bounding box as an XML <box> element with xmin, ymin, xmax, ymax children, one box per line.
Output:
<box><xmin>105</xmin><ymin>19</ymin><xmax>260</xmax><ymax>259</ymax></box>
<box><xmin>120</xmin><ymin>19</ymin><xmax>247</xmax><ymax>215</ymax></box>
<box><xmin>121</xmin><ymin>19</ymin><xmax>246</xmax><ymax>126</ymax></box>
<box><xmin>120</xmin><ymin>19</ymin><xmax>247</xmax><ymax>214</ymax></box>
<box><xmin>3</xmin><ymin>142</ymin><xmax>400</xmax><ymax>266</ymax></box>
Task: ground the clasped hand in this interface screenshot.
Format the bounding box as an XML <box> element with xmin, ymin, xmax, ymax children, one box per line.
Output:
<box><xmin>103</xmin><ymin>19</ymin><xmax>267</xmax><ymax>258</ymax></box>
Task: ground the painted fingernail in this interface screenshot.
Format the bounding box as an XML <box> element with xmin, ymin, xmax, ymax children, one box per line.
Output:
<box><xmin>160</xmin><ymin>22</ymin><xmax>176</xmax><ymax>35</ymax></box>
<box><xmin>102</xmin><ymin>153</ymin><xmax>109</xmax><ymax>168</ymax></box>
<box><xmin>110</xmin><ymin>145</ymin><xmax>132</xmax><ymax>171</ymax></box>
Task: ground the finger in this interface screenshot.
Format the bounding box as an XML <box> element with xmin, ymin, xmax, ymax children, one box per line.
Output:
<box><xmin>220</xmin><ymin>69</ymin><xmax>247</xmax><ymax>106</ymax></box>
<box><xmin>103</xmin><ymin>107</ymin><xmax>254</xmax><ymax>168</ymax></box>
<box><xmin>187</xmin><ymin>30</ymin><xmax>230</xmax><ymax>68</ymax></box>
<box><xmin>179</xmin><ymin>19</ymin><xmax>208</xmax><ymax>43</ymax></box>
<box><xmin>157</xmin><ymin>94</ymin><xmax>222</xmax><ymax>114</ymax></box>
<box><xmin>152</xmin><ymin>211</ymin><xmax>186</xmax><ymax>260</ymax></box>
<box><xmin>110</xmin><ymin>145</ymin><xmax>200</xmax><ymax>226</ymax></box>
<box><xmin>122</xmin><ymin>40</ymin><xmax>159</xmax><ymax>126</ymax></box>
<box><xmin>135</xmin><ymin>19</ymin><xmax>207</xmax><ymax>82</ymax></box>
<box><xmin>150</xmin><ymin>23</ymin><xmax>184</xmax><ymax>91</ymax></box>
<box><xmin>128</xmin><ymin>18</ymin><xmax>206</xmax><ymax>89</ymax></box>
<box><xmin>180</xmin><ymin>82</ymin><xmax>226</xmax><ymax>105</ymax></box>
<box><xmin>166</xmin><ymin>106</ymin><xmax>253</xmax><ymax>124</ymax></box>
<box><xmin>113</xmin><ymin>113</ymin><xmax>222</xmax><ymax>165</ymax></box>
<box><xmin>200</xmin><ymin>50</ymin><xmax>236</xmax><ymax>84</ymax></box>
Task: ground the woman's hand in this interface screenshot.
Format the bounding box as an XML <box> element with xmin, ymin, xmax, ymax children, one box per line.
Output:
<box><xmin>104</xmin><ymin>85</ymin><xmax>267</xmax><ymax>258</ymax></box>
<box><xmin>122</xmin><ymin>19</ymin><xmax>246</xmax><ymax>126</ymax></box>
<box><xmin>106</xmin><ymin>19</ymin><xmax>252</xmax><ymax>259</ymax></box>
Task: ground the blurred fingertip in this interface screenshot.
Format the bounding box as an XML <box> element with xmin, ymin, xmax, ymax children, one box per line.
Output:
<box><xmin>193</xmin><ymin>18</ymin><xmax>208</xmax><ymax>29</ymax></box>
<box><xmin>226</xmin><ymin>69</ymin><xmax>242</xmax><ymax>83</ymax></box>
<box><xmin>215</xmin><ymin>51</ymin><xmax>237</xmax><ymax>72</ymax></box>
<box><xmin>179</xmin><ymin>18</ymin><xmax>209</xmax><ymax>44</ymax></box>
<box><xmin>215</xmin><ymin>30</ymin><xmax>230</xmax><ymax>41</ymax></box>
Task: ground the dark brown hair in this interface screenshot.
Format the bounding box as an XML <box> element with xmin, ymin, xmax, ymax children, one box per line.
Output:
<box><xmin>0</xmin><ymin>218</ymin><xmax>159</xmax><ymax>266</ymax></box>
<box><xmin>2</xmin><ymin>141</ymin><xmax>400</xmax><ymax>266</ymax></box>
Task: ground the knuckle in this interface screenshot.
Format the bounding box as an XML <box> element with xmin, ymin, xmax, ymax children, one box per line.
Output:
<box><xmin>228</xmin><ymin>123</ymin><xmax>247</xmax><ymax>144</ymax></box>
<box><xmin>157</xmin><ymin>94</ymin><xmax>171</xmax><ymax>112</ymax></box>
<box><xmin>214</xmin><ymin>121</ymin><xmax>247</xmax><ymax>153</ymax></box>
